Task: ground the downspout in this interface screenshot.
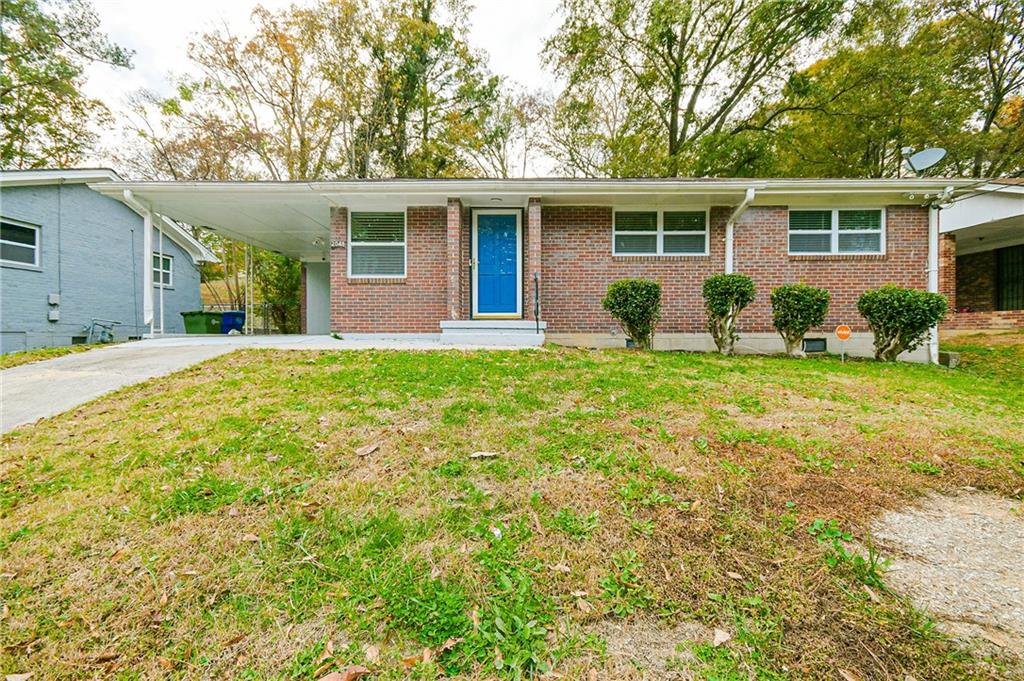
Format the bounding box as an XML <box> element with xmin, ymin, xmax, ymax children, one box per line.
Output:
<box><xmin>926</xmin><ymin>186</ymin><xmax>954</xmax><ymax>365</ymax></box>
<box><xmin>725</xmin><ymin>188</ymin><xmax>756</xmax><ymax>274</ymax></box>
<box><xmin>123</xmin><ymin>190</ymin><xmax>154</xmax><ymax>335</ymax></box>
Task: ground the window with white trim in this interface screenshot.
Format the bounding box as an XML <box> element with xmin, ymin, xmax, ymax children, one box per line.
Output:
<box><xmin>349</xmin><ymin>211</ymin><xmax>406</xmax><ymax>277</ymax></box>
<box><xmin>613</xmin><ymin>210</ymin><xmax>708</xmax><ymax>255</ymax></box>
<box><xmin>153</xmin><ymin>253</ymin><xmax>173</xmax><ymax>287</ymax></box>
<box><xmin>1</xmin><ymin>219</ymin><xmax>40</xmax><ymax>266</ymax></box>
<box><xmin>788</xmin><ymin>208</ymin><xmax>884</xmax><ymax>255</ymax></box>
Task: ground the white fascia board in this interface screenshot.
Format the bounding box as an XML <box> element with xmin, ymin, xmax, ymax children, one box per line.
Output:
<box><xmin>1</xmin><ymin>168</ymin><xmax>122</xmax><ymax>187</ymax></box>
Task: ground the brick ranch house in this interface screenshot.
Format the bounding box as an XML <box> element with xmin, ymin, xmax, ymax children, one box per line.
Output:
<box><xmin>90</xmin><ymin>178</ymin><xmax>1023</xmax><ymax>362</ymax></box>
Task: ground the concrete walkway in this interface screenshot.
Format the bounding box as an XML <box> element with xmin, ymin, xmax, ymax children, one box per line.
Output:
<box><xmin>1</xmin><ymin>335</ymin><xmax>535</xmax><ymax>433</ymax></box>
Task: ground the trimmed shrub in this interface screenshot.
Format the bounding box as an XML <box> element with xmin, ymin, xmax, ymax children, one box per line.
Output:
<box><xmin>702</xmin><ymin>273</ymin><xmax>755</xmax><ymax>355</ymax></box>
<box><xmin>771</xmin><ymin>283</ymin><xmax>831</xmax><ymax>357</ymax></box>
<box><xmin>602</xmin><ymin>279</ymin><xmax>662</xmax><ymax>350</ymax></box>
<box><xmin>857</xmin><ymin>285</ymin><xmax>947</xmax><ymax>361</ymax></box>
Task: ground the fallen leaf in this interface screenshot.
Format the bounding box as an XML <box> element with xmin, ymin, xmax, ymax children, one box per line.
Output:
<box><xmin>401</xmin><ymin>654</ymin><xmax>419</xmax><ymax>669</ymax></box>
<box><xmin>726</xmin><ymin>571</ymin><xmax>743</xmax><ymax>580</ymax></box>
<box><xmin>712</xmin><ymin>629</ymin><xmax>731</xmax><ymax>647</ymax></box>
<box><xmin>355</xmin><ymin>442</ymin><xmax>380</xmax><ymax>457</ymax></box>
<box><xmin>241</xmin><ymin>533</ymin><xmax>260</xmax><ymax>543</ymax></box>
<box><xmin>489</xmin><ymin>525</ymin><xmax>502</xmax><ymax>539</ymax></box>
<box><xmin>438</xmin><ymin>637</ymin><xmax>462</xmax><ymax>653</ymax></box>
<box><xmin>363</xmin><ymin>644</ymin><xmax>380</xmax><ymax>663</ymax></box>
<box><xmin>109</xmin><ymin>548</ymin><xmax>126</xmax><ymax>562</ymax></box>
<box><xmin>88</xmin><ymin>651</ymin><xmax>120</xmax><ymax>663</ymax></box>
<box><xmin>222</xmin><ymin>633</ymin><xmax>245</xmax><ymax>648</ymax></box>
<box><xmin>469</xmin><ymin>451</ymin><xmax>499</xmax><ymax>459</ymax></box>
<box><xmin>575</xmin><ymin>598</ymin><xmax>593</xmax><ymax>613</ymax></box>
<box><xmin>1</xmin><ymin>603</ymin><xmax>9</xmax><ymax>618</ymax></box>
<box><xmin>266</xmin><ymin>455</ymin><xmax>281</xmax><ymax>462</ymax></box>
<box><xmin>422</xmin><ymin>647</ymin><xmax>433</xmax><ymax>663</ymax></box>
<box><xmin>838</xmin><ymin>670</ymin><xmax>861</xmax><ymax>681</ymax></box>
<box><xmin>157</xmin><ymin>657</ymin><xmax>174</xmax><ymax>669</ymax></box>
<box><xmin>862</xmin><ymin>585</ymin><xmax>880</xmax><ymax>603</ymax></box>
<box><xmin>549</xmin><ymin>563</ymin><xmax>571</xmax><ymax>574</ymax></box>
<box><xmin>158</xmin><ymin>591</ymin><xmax>168</xmax><ymax>607</ymax></box>
<box><xmin>6</xmin><ymin>674</ymin><xmax>32</xmax><ymax>681</ymax></box>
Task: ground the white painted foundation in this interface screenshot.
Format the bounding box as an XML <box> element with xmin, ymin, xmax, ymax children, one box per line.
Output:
<box><xmin>546</xmin><ymin>331</ymin><xmax>929</xmax><ymax>362</ymax></box>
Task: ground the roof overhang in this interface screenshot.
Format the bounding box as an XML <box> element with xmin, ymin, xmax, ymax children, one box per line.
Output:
<box><xmin>939</xmin><ymin>183</ymin><xmax>1024</xmax><ymax>255</ymax></box>
<box><xmin>1</xmin><ymin>168</ymin><xmax>217</xmax><ymax>263</ymax></box>
<box><xmin>89</xmin><ymin>177</ymin><xmax>979</xmax><ymax>261</ymax></box>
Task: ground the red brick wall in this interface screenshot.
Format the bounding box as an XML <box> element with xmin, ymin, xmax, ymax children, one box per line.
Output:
<box><xmin>938</xmin><ymin>233</ymin><xmax>956</xmax><ymax>312</ymax></box>
<box><xmin>539</xmin><ymin>205</ymin><xmax>728</xmax><ymax>333</ymax></box>
<box><xmin>955</xmin><ymin>250</ymin><xmax>996</xmax><ymax>313</ymax></box>
<box><xmin>329</xmin><ymin>206</ymin><xmax>447</xmax><ymax>332</ymax></box>
<box><xmin>328</xmin><ymin>202</ymin><xmax>932</xmax><ymax>336</ymax></box>
<box><xmin>733</xmin><ymin>205</ymin><xmax>928</xmax><ymax>333</ymax></box>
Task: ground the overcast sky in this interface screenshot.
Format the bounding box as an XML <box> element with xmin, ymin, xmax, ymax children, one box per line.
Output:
<box><xmin>82</xmin><ymin>0</ymin><xmax>563</xmax><ymax>170</ymax></box>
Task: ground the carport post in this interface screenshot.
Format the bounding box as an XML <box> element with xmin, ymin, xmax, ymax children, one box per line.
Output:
<box><xmin>124</xmin><ymin>189</ymin><xmax>155</xmax><ymax>336</ymax></box>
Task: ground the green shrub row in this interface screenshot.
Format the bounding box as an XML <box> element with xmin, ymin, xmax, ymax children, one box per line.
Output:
<box><xmin>601</xmin><ymin>276</ymin><xmax>947</xmax><ymax>361</ymax></box>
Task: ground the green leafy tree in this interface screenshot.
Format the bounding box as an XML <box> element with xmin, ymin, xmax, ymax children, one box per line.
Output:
<box><xmin>254</xmin><ymin>252</ymin><xmax>302</xmax><ymax>333</ymax></box>
<box><xmin>543</xmin><ymin>0</ymin><xmax>845</xmax><ymax>177</ymax></box>
<box><xmin>1</xmin><ymin>0</ymin><xmax>132</xmax><ymax>168</ymax></box>
<box><xmin>746</xmin><ymin>0</ymin><xmax>1023</xmax><ymax>178</ymax></box>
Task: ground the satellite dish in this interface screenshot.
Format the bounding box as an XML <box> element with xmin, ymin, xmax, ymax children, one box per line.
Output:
<box><xmin>904</xmin><ymin>147</ymin><xmax>947</xmax><ymax>176</ymax></box>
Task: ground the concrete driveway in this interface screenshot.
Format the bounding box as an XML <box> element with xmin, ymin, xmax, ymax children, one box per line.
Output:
<box><xmin>1</xmin><ymin>342</ymin><xmax>232</xmax><ymax>434</ymax></box>
<box><xmin>1</xmin><ymin>334</ymin><xmax>536</xmax><ymax>433</ymax></box>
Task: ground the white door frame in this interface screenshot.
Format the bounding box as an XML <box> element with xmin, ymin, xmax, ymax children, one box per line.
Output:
<box><xmin>471</xmin><ymin>209</ymin><xmax>523</xmax><ymax>318</ymax></box>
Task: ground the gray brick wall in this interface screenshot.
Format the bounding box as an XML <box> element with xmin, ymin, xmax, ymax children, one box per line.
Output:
<box><xmin>1</xmin><ymin>183</ymin><xmax>201</xmax><ymax>353</ymax></box>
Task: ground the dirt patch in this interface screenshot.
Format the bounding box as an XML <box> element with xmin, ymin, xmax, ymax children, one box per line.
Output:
<box><xmin>872</xmin><ymin>492</ymin><xmax>1024</xmax><ymax>657</ymax></box>
<box><xmin>589</xmin><ymin>617</ymin><xmax>713</xmax><ymax>678</ymax></box>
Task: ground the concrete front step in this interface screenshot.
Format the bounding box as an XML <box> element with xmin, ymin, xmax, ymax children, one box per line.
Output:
<box><xmin>439</xmin><ymin>319</ymin><xmax>546</xmax><ymax>347</ymax></box>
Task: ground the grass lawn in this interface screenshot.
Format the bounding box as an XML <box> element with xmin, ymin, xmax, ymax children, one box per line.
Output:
<box><xmin>1</xmin><ymin>340</ymin><xmax>1022</xmax><ymax>679</ymax></box>
<box><xmin>0</xmin><ymin>342</ymin><xmax>113</xmax><ymax>370</ymax></box>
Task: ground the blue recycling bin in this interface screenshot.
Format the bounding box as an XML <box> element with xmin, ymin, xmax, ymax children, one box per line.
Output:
<box><xmin>220</xmin><ymin>310</ymin><xmax>246</xmax><ymax>334</ymax></box>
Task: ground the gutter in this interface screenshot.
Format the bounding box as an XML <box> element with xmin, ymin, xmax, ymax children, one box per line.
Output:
<box><xmin>725</xmin><ymin>188</ymin><xmax>756</xmax><ymax>274</ymax></box>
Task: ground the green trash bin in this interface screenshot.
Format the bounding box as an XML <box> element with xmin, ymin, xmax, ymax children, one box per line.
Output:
<box><xmin>181</xmin><ymin>311</ymin><xmax>223</xmax><ymax>334</ymax></box>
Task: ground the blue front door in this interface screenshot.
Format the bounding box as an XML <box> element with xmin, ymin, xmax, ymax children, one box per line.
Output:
<box><xmin>476</xmin><ymin>213</ymin><xmax>519</xmax><ymax>315</ymax></box>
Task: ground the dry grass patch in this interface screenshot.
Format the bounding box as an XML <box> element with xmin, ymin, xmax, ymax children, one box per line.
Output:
<box><xmin>1</xmin><ymin>346</ymin><xmax>1022</xmax><ymax>679</ymax></box>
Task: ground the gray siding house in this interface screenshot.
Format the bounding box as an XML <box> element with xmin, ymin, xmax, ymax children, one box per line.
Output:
<box><xmin>0</xmin><ymin>169</ymin><xmax>215</xmax><ymax>353</ymax></box>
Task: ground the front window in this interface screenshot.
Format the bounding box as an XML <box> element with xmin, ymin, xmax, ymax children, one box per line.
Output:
<box><xmin>349</xmin><ymin>211</ymin><xmax>406</xmax><ymax>277</ymax></box>
<box><xmin>1</xmin><ymin>219</ymin><xmax>40</xmax><ymax>266</ymax></box>
<box><xmin>153</xmin><ymin>253</ymin><xmax>173</xmax><ymax>287</ymax></box>
<box><xmin>789</xmin><ymin>208</ymin><xmax>884</xmax><ymax>255</ymax></box>
<box><xmin>613</xmin><ymin>210</ymin><xmax>708</xmax><ymax>256</ymax></box>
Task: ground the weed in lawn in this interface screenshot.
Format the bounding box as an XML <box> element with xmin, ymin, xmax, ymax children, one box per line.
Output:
<box><xmin>907</xmin><ymin>460</ymin><xmax>943</xmax><ymax>476</ymax></box>
<box><xmin>599</xmin><ymin>550</ymin><xmax>654</xmax><ymax>617</ymax></box>
<box><xmin>809</xmin><ymin>518</ymin><xmax>889</xmax><ymax>590</ymax></box>
<box><xmin>547</xmin><ymin>508</ymin><xmax>600</xmax><ymax>540</ymax></box>
<box><xmin>799</xmin><ymin>451</ymin><xmax>835</xmax><ymax>474</ymax></box>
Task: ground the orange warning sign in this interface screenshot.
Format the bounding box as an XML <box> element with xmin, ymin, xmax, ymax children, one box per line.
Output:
<box><xmin>835</xmin><ymin>325</ymin><xmax>852</xmax><ymax>341</ymax></box>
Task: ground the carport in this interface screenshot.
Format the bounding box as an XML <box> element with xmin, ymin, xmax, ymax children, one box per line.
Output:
<box><xmin>940</xmin><ymin>180</ymin><xmax>1024</xmax><ymax>332</ymax></box>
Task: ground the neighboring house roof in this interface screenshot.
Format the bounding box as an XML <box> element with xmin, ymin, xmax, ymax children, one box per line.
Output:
<box><xmin>1</xmin><ymin>168</ymin><xmax>217</xmax><ymax>264</ymax></box>
<box><xmin>90</xmin><ymin>176</ymin><xmax>977</xmax><ymax>261</ymax></box>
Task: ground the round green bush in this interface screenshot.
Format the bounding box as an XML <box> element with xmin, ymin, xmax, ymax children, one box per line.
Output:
<box><xmin>771</xmin><ymin>283</ymin><xmax>831</xmax><ymax>357</ymax></box>
<box><xmin>856</xmin><ymin>285</ymin><xmax>948</xmax><ymax>361</ymax></box>
<box><xmin>602</xmin><ymin>279</ymin><xmax>662</xmax><ymax>350</ymax></box>
<box><xmin>702</xmin><ymin>273</ymin><xmax>755</xmax><ymax>355</ymax></box>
